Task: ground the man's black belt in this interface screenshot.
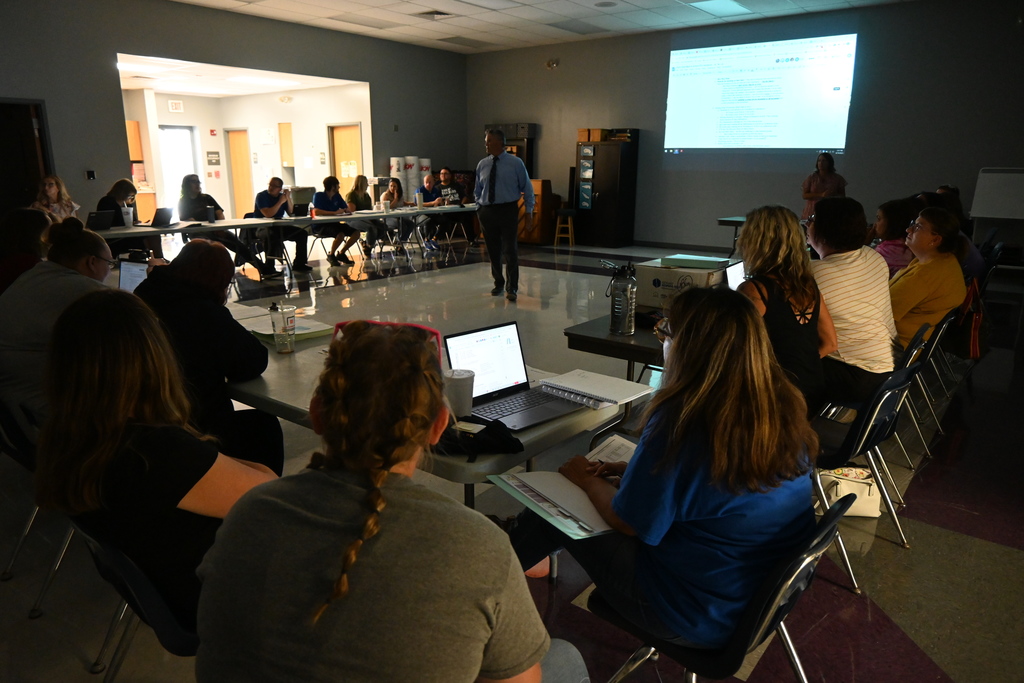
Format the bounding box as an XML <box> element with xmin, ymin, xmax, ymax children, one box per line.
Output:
<box><xmin>479</xmin><ymin>201</ymin><xmax>518</xmax><ymax>208</ymax></box>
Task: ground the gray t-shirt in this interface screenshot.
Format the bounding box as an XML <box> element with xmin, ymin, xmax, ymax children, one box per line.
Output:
<box><xmin>196</xmin><ymin>468</ymin><xmax>549</xmax><ymax>683</ymax></box>
<box><xmin>0</xmin><ymin>260</ymin><xmax>105</xmax><ymax>432</ymax></box>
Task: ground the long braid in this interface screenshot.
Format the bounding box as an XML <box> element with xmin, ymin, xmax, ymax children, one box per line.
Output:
<box><xmin>312</xmin><ymin>467</ymin><xmax>390</xmax><ymax>624</ymax></box>
<box><xmin>305</xmin><ymin>321</ymin><xmax>445</xmax><ymax>625</ymax></box>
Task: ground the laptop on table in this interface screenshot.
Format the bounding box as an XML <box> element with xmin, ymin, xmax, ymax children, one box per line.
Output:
<box><xmin>85</xmin><ymin>210</ymin><xmax>115</xmax><ymax>231</ymax></box>
<box><xmin>443</xmin><ymin>322</ymin><xmax>583</xmax><ymax>431</ymax></box>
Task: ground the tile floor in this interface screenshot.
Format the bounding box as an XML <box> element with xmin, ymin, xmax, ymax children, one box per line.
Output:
<box><xmin>1</xmin><ymin>239</ymin><xmax>1022</xmax><ymax>682</ymax></box>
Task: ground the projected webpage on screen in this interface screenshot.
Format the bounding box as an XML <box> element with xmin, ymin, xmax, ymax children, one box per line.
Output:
<box><xmin>664</xmin><ymin>34</ymin><xmax>857</xmax><ymax>151</ymax></box>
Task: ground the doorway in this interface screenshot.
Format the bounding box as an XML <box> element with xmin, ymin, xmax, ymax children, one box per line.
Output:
<box><xmin>226</xmin><ymin>129</ymin><xmax>253</xmax><ymax>218</ymax></box>
<box><xmin>0</xmin><ymin>100</ymin><xmax>52</xmax><ymax>217</ymax></box>
<box><xmin>158</xmin><ymin>125</ymin><xmax>198</xmax><ymax>218</ymax></box>
<box><xmin>328</xmin><ymin>124</ymin><xmax>362</xmax><ymax>186</ymax></box>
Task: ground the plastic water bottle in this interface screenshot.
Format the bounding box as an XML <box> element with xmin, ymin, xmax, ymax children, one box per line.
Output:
<box><xmin>608</xmin><ymin>263</ymin><xmax>637</xmax><ymax>336</ymax></box>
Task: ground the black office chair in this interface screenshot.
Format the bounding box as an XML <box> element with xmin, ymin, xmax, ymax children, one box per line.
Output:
<box><xmin>813</xmin><ymin>364</ymin><xmax>920</xmax><ymax>550</ymax></box>
<box><xmin>588</xmin><ymin>494</ymin><xmax>857</xmax><ymax>682</ymax></box>
<box><xmin>74</xmin><ymin>520</ymin><xmax>199</xmax><ymax>682</ymax></box>
<box><xmin>913</xmin><ymin>309</ymin><xmax>959</xmax><ymax>432</ymax></box>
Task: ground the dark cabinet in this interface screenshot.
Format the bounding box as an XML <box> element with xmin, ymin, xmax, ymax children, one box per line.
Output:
<box><xmin>574</xmin><ymin>135</ymin><xmax>638</xmax><ymax>248</ymax></box>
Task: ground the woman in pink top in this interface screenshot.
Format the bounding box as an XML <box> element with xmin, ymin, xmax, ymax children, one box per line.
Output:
<box><xmin>868</xmin><ymin>199</ymin><xmax>916</xmax><ymax>278</ymax></box>
<box><xmin>801</xmin><ymin>153</ymin><xmax>847</xmax><ymax>221</ymax></box>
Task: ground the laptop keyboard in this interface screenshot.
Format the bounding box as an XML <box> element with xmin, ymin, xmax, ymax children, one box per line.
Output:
<box><xmin>474</xmin><ymin>390</ymin><xmax>557</xmax><ymax>421</ymax></box>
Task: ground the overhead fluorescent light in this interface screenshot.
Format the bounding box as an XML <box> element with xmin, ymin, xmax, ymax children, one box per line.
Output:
<box><xmin>686</xmin><ymin>0</ymin><xmax>754</xmax><ymax>17</ymax></box>
<box><xmin>227</xmin><ymin>76</ymin><xmax>302</xmax><ymax>87</ymax></box>
<box><xmin>458</xmin><ymin>0</ymin><xmax>522</xmax><ymax>10</ymax></box>
<box><xmin>116</xmin><ymin>62</ymin><xmax>172</xmax><ymax>74</ymax></box>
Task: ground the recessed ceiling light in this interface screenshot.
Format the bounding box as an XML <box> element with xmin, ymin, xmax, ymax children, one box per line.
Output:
<box><xmin>227</xmin><ymin>76</ymin><xmax>302</xmax><ymax>87</ymax></box>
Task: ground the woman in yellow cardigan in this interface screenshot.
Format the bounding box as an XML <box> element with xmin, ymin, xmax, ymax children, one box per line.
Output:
<box><xmin>889</xmin><ymin>207</ymin><xmax>967</xmax><ymax>348</ymax></box>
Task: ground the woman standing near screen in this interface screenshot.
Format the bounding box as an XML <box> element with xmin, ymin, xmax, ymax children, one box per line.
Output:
<box><xmin>801</xmin><ymin>152</ymin><xmax>847</xmax><ymax>221</ymax></box>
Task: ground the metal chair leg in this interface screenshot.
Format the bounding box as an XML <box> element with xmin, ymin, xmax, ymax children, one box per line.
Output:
<box><xmin>901</xmin><ymin>401</ymin><xmax>931</xmax><ymax>457</ymax></box>
<box><xmin>812</xmin><ymin>471</ymin><xmax>860</xmax><ymax>594</ymax></box>
<box><xmin>28</xmin><ymin>525</ymin><xmax>75</xmax><ymax>618</ymax></box>
<box><xmin>930</xmin><ymin>358</ymin><xmax>950</xmax><ymax>398</ymax></box>
<box><xmin>104</xmin><ymin>611</ymin><xmax>141</xmax><ymax>683</ymax></box>
<box><xmin>914</xmin><ymin>376</ymin><xmax>945</xmax><ymax>436</ymax></box>
<box><xmin>777</xmin><ymin>622</ymin><xmax>810</xmax><ymax>683</ymax></box>
<box><xmin>874</xmin><ymin>448</ymin><xmax>905</xmax><ymax>508</ymax></box>
<box><xmin>1</xmin><ymin>505</ymin><xmax>39</xmax><ymax>581</ymax></box>
<box><xmin>892</xmin><ymin>433</ymin><xmax>915</xmax><ymax>471</ymax></box>
<box><xmin>607</xmin><ymin>645</ymin><xmax>658</xmax><ymax>683</ymax></box>
<box><xmin>865</xmin><ymin>450</ymin><xmax>910</xmax><ymax>548</ymax></box>
<box><xmin>90</xmin><ymin>600</ymin><xmax>129</xmax><ymax>674</ymax></box>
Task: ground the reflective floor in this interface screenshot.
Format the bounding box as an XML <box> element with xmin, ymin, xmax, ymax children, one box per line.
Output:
<box><xmin>2</xmin><ymin>239</ymin><xmax>1022</xmax><ymax>682</ymax></box>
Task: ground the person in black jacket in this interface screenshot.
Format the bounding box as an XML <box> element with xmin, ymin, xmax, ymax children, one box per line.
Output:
<box><xmin>134</xmin><ymin>239</ymin><xmax>283</xmax><ymax>474</ymax></box>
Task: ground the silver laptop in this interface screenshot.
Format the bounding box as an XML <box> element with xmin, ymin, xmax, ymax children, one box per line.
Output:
<box><xmin>444</xmin><ymin>322</ymin><xmax>583</xmax><ymax>431</ymax></box>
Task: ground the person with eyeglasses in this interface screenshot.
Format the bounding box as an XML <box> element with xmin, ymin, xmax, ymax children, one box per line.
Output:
<box><xmin>0</xmin><ymin>217</ymin><xmax>110</xmax><ymax>440</ymax></box>
<box><xmin>510</xmin><ymin>287</ymin><xmax>818</xmax><ymax>651</ymax></box>
<box><xmin>97</xmin><ymin>178</ymin><xmax>164</xmax><ymax>259</ymax></box>
<box><xmin>889</xmin><ymin>208</ymin><xmax>968</xmax><ymax>349</ymax></box>
<box><xmin>806</xmin><ymin>197</ymin><xmax>897</xmax><ymax>405</ymax></box>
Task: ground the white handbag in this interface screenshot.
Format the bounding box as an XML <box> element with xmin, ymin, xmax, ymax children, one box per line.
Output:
<box><xmin>815</xmin><ymin>467</ymin><xmax>882</xmax><ymax>518</ymax></box>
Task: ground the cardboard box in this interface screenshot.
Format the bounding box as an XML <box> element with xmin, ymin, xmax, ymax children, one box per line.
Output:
<box><xmin>577</xmin><ymin>128</ymin><xmax>590</xmax><ymax>142</ymax></box>
<box><xmin>635</xmin><ymin>259</ymin><xmax>725</xmax><ymax>309</ymax></box>
<box><xmin>589</xmin><ymin>128</ymin><xmax>609</xmax><ymax>141</ymax></box>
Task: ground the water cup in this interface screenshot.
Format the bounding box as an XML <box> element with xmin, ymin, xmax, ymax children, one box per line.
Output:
<box><xmin>206</xmin><ymin>205</ymin><xmax>216</xmax><ymax>223</ymax></box>
<box><xmin>415</xmin><ymin>193</ymin><xmax>424</xmax><ymax>209</ymax></box>
<box><xmin>443</xmin><ymin>369</ymin><xmax>475</xmax><ymax>418</ymax></box>
<box><xmin>381</xmin><ymin>200</ymin><xmax>391</xmax><ymax>214</ymax></box>
<box><xmin>268</xmin><ymin>302</ymin><xmax>297</xmax><ymax>354</ymax></box>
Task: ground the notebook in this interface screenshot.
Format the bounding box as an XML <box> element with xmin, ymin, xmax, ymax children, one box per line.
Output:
<box><xmin>443</xmin><ymin>322</ymin><xmax>583</xmax><ymax>431</ymax></box>
<box><xmin>85</xmin><ymin>210</ymin><xmax>115</xmax><ymax>231</ymax></box>
<box><xmin>540</xmin><ymin>369</ymin><xmax>652</xmax><ymax>408</ymax></box>
<box><xmin>117</xmin><ymin>260</ymin><xmax>148</xmax><ymax>292</ymax></box>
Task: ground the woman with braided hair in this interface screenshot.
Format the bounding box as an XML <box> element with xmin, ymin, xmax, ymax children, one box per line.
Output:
<box><xmin>196</xmin><ymin>322</ymin><xmax>586</xmax><ymax>683</ymax></box>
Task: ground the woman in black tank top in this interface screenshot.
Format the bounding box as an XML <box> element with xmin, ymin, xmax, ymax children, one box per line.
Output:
<box><xmin>736</xmin><ymin>205</ymin><xmax>838</xmax><ymax>415</ymax></box>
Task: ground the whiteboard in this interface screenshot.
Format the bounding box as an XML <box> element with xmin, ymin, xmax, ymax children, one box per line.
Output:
<box><xmin>971</xmin><ymin>168</ymin><xmax>1024</xmax><ymax>219</ymax></box>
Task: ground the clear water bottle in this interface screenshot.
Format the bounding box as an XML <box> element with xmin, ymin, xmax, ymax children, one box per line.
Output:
<box><xmin>607</xmin><ymin>262</ymin><xmax>637</xmax><ymax>336</ymax></box>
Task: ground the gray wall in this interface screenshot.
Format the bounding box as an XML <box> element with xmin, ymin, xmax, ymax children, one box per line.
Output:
<box><xmin>1</xmin><ymin>0</ymin><xmax>467</xmax><ymax>212</ymax></box>
<box><xmin>466</xmin><ymin>0</ymin><xmax>1024</xmax><ymax>249</ymax></box>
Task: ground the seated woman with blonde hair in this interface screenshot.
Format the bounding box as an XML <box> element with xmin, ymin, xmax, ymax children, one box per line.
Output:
<box><xmin>34</xmin><ymin>290</ymin><xmax>277</xmax><ymax>631</ymax></box>
<box><xmin>196</xmin><ymin>321</ymin><xmax>587</xmax><ymax>682</ymax></box>
<box><xmin>736</xmin><ymin>205</ymin><xmax>837</xmax><ymax>414</ymax></box>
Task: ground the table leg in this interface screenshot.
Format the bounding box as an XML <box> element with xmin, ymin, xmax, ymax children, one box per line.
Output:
<box><xmin>464</xmin><ymin>484</ymin><xmax>475</xmax><ymax>508</ymax></box>
<box><xmin>626</xmin><ymin>360</ymin><xmax>635</xmax><ymax>382</ymax></box>
<box><xmin>588</xmin><ymin>401</ymin><xmax>633</xmax><ymax>451</ymax></box>
<box><xmin>728</xmin><ymin>225</ymin><xmax>739</xmax><ymax>258</ymax></box>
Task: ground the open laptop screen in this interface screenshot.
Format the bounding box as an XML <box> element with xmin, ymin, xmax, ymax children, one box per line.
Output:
<box><xmin>725</xmin><ymin>261</ymin><xmax>746</xmax><ymax>291</ymax></box>
<box><xmin>444</xmin><ymin>322</ymin><xmax>529</xmax><ymax>398</ymax></box>
<box><xmin>118</xmin><ymin>260</ymin><xmax>148</xmax><ymax>292</ymax></box>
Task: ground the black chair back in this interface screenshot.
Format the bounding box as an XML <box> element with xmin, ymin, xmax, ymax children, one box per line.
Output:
<box><xmin>918</xmin><ymin>309</ymin><xmax>958</xmax><ymax>367</ymax></box>
<box><xmin>817</xmin><ymin>363</ymin><xmax>919</xmax><ymax>470</ymax></box>
<box><xmin>897</xmin><ymin>323</ymin><xmax>930</xmax><ymax>369</ymax></box>
<box><xmin>72</xmin><ymin>521</ymin><xmax>199</xmax><ymax>657</ymax></box>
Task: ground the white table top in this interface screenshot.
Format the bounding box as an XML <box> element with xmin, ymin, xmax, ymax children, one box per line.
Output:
<box><xmin>101</xmin><ymin>204</ymin><xmax>477</xmax><ymax>239</ymax></box>
<box><xmin>226</xmin><ymin>336</ymin><xmax>621</xmax><ymax>485</ymax></box>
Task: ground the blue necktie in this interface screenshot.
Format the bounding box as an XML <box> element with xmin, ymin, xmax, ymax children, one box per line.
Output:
<box><xmin>488</xmin><ymin>155</ymin><xmax>498</xmax><ymax>204</ymax></box>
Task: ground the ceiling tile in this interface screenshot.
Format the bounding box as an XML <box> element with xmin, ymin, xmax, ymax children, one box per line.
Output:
<box><xmin>533</xmin><ymin>0</ymin><xmax>604</xmax><ymax>18</ymax></box>
<box><xmin>614</xmin><ymin>8</ymin><xmax>678</xmax><ymax>25</ymax></box>
<box><xmin>351</xmin><ymin>6</ymin><xmax>427</xmax><ymax>23</ymax></box>
<box><xmin>623</xmin><ymin>0</ymin><xmax>681</xmax><ymax>8</ymax></box>
<box><xmin>250</xmin><ymin>0</ymin><xmax>344</xmax><ymax>16</ymax></box>
<box><xmin>733</xmin><ymin>0</ymin><xmax>799</xmax><ymax>10</ymax></box>
<box><xmin>169</xmin><ymin>0</ymin><xmax>250</xmax><ymax>8</ymax></box>
<box><xmin>582</xmin><ymin>13</ymin><xmax>643</xmax><ymax>29</ymax></box>
<box><xmin>435</xmin><ymin>14</ymin><xmax>505</xmax><ymax>27</ymax></box>
<box><xmin>234</xmin><ymin>3</ymin><xmax>321</xmax><ymax>21</ymax></box>
<box><xmin>650</xmin><ymin>3</ymin><xmax>716</xmax><ymax>21</ymax></box>
<box><xmin>388</xmin><ymin>23</ymin><xmax>459</xmax><ymax>36</ymax></box>
<box><xmin>500</xmin><ymin>5</ymin><xmax>566</xmax><ymax>21</ymax></box>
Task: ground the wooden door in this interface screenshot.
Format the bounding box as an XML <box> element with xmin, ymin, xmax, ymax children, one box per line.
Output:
<box><xmin>329</xmin><ymin>124</ymin><xmax>361</xmax><ymax>184</ymax></box>
<box><xmin>226</xmin><ymin>129</ymin><xmax>253</xmax><ymax>218</ymax></box>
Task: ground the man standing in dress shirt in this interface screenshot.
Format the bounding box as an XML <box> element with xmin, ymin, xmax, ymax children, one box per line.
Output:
<box><xmin>475</xmin><ymin>129</ymin><xmax>534</xmax><ymax>302</ymax></box>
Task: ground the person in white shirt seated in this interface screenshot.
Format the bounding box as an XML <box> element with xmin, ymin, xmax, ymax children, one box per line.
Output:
<box><xmin>806</xmin><ymin>197</ymin><xmax>897</xmax><ymax>404</ymax></box>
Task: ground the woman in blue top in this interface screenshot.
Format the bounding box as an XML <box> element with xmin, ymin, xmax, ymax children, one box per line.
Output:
<box><xmin>511</xmin><ymin>287</ymin><xmax>818</xmax><ymax>649</ymax></box>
